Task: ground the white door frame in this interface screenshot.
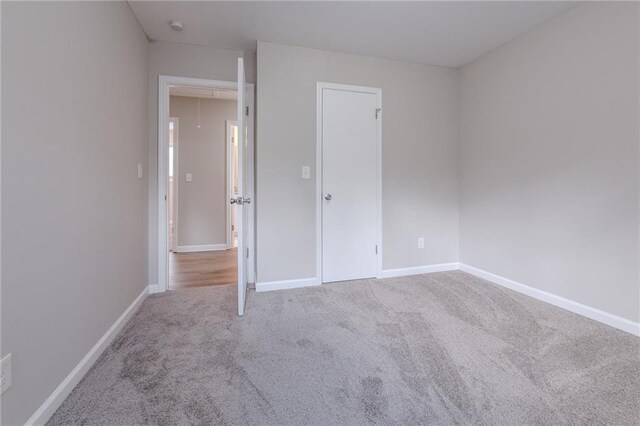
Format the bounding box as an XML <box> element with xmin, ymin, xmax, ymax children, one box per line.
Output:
<box><xmin>226</xmin><ymin>120</ymin><xmax>238</xmax><ymax>250</ymax></box>
<box><xmin>169</xmin><ymin>117</ymin><xmax>179</xmax><ymax>252</ymax></box>
<box><xmin>316</xmin><ymin>82</ymin><xmax>383</xmax><ymax>284</ymax></box>
<box><xmin>158</xmin><ymin>75</ymin><xmax>255</xmax><ymax>293</ymax></box>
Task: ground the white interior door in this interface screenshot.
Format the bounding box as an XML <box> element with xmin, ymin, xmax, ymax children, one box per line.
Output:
<box><xmin>321</xmin><ymin>86</ymin><xmax>379</xmax><ymax>283</ymax></box>
<box><xmin>236</xmin><ymin>58</ymin><xmax>249</xmax><ymax>316</ymax></box>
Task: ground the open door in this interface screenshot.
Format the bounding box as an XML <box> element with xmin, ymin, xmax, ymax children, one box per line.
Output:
<box><xmin>234</xmin><ymin>58</ymin><xmax>249</xmax><ymax>316</ymax></box>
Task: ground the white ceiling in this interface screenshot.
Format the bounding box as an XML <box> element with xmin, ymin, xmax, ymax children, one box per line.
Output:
<box><xmin>129</xmin><ymin>1</ymin><xmax>577</xmax><ymax>68</ymax></box>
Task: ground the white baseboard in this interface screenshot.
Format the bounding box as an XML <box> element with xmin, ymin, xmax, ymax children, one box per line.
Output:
<box><xmin>25</xmin><ymin>286</ymin><xmax>150</xmax><ymax>426</ymax></box>
<box><xmin>256</xmin><ymin>277</ymin><xmax>321</xmax><ymax>292</ymax></box>
<box><xmin>255</xmin><ymin>264</ymin><xmax>460</xmax><ymax>292</ymax></box>
<box><xmin>459</xmin><ymin>263</ymin><xmax>640</xmax><ymax>337</ymax></box>
<box><xmin>175</xmin><ymin>244</ymin><xmax>227</xmax><ymax>253</ymax></box>
<box><xmin>379</xmin><ymin>262</ymin><xmax>459</xmax><ymax>279</ymax></box>
<box><xmin>148</xmin><ymin>284</ymin><xmax>160</xmax><ymax>294</ymax></box>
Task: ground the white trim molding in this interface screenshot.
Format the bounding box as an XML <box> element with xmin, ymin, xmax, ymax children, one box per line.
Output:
<box><xmin>226</xmin><ymin>120</ymin><xmax>239</xmax><ymax>250</ymax></box>
<box><xmin>175</xmin><ymin>244</ymin><xmax>228</xmax><ymax>253</ymax></box>
<box><xmin>168</xmin><ymin>117</ymin><xmax>179</xmax><ymax>253</ymax></box>
<box><xmin>25</xmin><ymin>286</ymin><xmax>150</xmax><ymax>426</ymax></box>
<box><xmin>459</xmin><ymin>264</ymin><xmax>640</xmax><ymax>337</ymax></box>
<box><xmin>256</xmin><ymin>277</ymin><xmax>321</xmax><ymax>293</ymax></box>
<box><xmin>379</xmin><ymin>262</ymin><xmax>459</xmax><ymax>279</ymax></box>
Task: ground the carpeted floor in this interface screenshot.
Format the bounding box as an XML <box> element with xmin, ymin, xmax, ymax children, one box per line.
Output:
<box><xmin>48</xmin><ymin>271</ymin><xmax>640</xmax><ymax>425</ymax></box>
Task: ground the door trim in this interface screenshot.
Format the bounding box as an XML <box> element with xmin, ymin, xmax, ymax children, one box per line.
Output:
<box><xmin>316</xmin><ymin>82</ymin><xmax>382</xmax><ymax>284</ymax></box>
<box><xmin>157</xmin><ymin>75</ymin><xmax>255</xmax><ymax>293</ymax></box>
<box><xmin>169</xmin><ymin>117</ymin><xmax>179</xmax><ymax>252</ymax></box>
<box><xmin>226</xmin><ymin>120</ymin><xmax>238</xmax><ymax>250</ymax></box>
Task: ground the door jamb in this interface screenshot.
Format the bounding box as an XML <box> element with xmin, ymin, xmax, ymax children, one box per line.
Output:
<box><xmin>169</xmin><ymin>117</ymin><xmax>179</xmax><ymax>252</ymax></box>
<box><xmin>157</xmin><ymin>75</ymin><xmax>255</xmax><ymax>293</ymax></box>
<box><xmin>315</xmin><ymin>82</ymin><xmax>383</xmax><ymax>285</ymax></box>
<box><xmin>226</xmin><ymin>120</ymin><xmax>238</xmax><ymax>250</ymax></box>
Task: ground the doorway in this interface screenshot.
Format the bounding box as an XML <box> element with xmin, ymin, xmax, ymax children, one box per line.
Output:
<box><xmin>167</xmin><ymin>86</ymin><xmax>238</xmax><ymax>290</ymax></box>
<box><xmin>317</xmin><ymin>82</ymin><xmax>382</xmax><ymax>283</ymax></box>
<box><xmin>157</xmin><ymin>69</ymin><xmax>255</xmax><ymax>316</ymax></box>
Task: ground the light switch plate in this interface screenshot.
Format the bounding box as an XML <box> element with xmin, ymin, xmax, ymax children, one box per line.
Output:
<box><xmin>302</xmin><ymin>166</ymin><xmax>311</xmax><ymax>179</ymax></box>
<box><xmin>186</xmin><ymin>173</ymin><xmax>192</xmax><ymax>182</ymax></box>
<box><xmin>417</xmin><ymin>237</ymin><xmax>425</xmax><ymax>249</ymax></box>
<box><xmin>137</xmin><ymin>163</ymin><xmax>143</xmax><ymax>179</ymax></box>
<box><xmin>1</xmin><ymin>353</ymin><xmax>12</xmax><ymax>395</ymax></box>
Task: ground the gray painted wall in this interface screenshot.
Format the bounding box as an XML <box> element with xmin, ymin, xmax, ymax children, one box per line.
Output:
<box><xmin>170</xmin><ymin>96</ymin><xmax>236</xmax><ymax>247</ymax></box>
<box><xmin>147</xmin><ymin>41</ymin><xmax>254</xmax><ymax>285</ymax></box>
<box><xmin>256</xmin><ymin>41</ymin><xmax>459</xmax><ymax>283</ymax></box>
<box><xmin>1</xmin><ymin>2</ymin><xmax>149</xmax><ymax>424</ymax></box>
<box><xmin>458</xmin><ymin>2</ymin><xmax>640</xmax><ymax>322</ymax></box>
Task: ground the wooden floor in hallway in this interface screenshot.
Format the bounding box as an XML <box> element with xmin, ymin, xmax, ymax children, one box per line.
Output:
<box><xmin>169</xmin><ymin>249</ymin><xmax>237</xmax><ymax>290</ymax></box>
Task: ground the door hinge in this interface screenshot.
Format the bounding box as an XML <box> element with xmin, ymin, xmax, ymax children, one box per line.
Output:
<box><xmin>375</xmin><ymin>245</ymin><xmax>378</xmax><ymax>254</ymax></box>
<box><xmin>375</xmin><ymin>108</ymin><xmax>382</xmax><ymax>119</ymax></box>
<box><xmin>246</xmin><ymin>248</ymin><xmax>249</xmax><ymax>258</ymax></box>
<box><xmin>246</xmin><ymin>106</ymin><xmax>249</xmax><ymax>116</ymax></box>
<box><xmin>164</xmin><ymin>194</ymin><xmax>167</xmax><ymax>201</ymax></box>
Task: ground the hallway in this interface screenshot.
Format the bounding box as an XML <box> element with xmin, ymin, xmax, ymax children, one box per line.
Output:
<box><xmin>169</xmin><ymin>249</ymin><xmax>237</xmax><ymax>289</ymax></box>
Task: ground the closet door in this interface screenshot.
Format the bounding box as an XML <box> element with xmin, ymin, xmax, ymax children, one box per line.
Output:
<box><xmin>321</xmin><ymin>86</ymin><xmax>379</xmax><ymax>283</ymax></box>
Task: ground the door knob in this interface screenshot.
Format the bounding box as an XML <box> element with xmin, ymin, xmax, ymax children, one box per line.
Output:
<box><xmin>244</xmin><ymin>197</ymin><xmax>251</xmax><ymax>205</ymax></box>
<box><xmin>230</xmin><ymin>198</ymin><xmax>238</xmax><ymax>204</ymax></box>
<box><xmin>324</xmin><ymin>193</ymin><xmax>332</xmax><ymax>201</ymax></box>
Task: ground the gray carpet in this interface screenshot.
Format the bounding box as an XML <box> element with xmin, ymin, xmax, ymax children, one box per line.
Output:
<box><xmin>48</xmin><ymin>271</ymin><xmax>640</xmax><ymax>425</ymax></box>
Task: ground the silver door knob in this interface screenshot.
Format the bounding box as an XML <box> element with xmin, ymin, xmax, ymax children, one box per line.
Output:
<box><xmin>324</xmin><ymin>193</ymin><xmax>332</xmax><ymax>201</ymax></box>
<box><xmin>244</xmin><ymin>197</ymin><xmax>251</xmax><ymax>204</ymax></box>
<box><xmin>230</xmin><ymin>198</ymin><xmax>238</xmax><ymax>204</ymax></box>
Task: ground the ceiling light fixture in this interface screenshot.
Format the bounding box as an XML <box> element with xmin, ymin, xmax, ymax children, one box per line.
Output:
<box><xmin>169</xmin><ymin>20</ymin><xmax>184</xmax><ymax>32</ymax></box>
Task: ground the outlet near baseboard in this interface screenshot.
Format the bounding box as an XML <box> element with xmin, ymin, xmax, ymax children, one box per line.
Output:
<box><xmin>417</xmin><ymin>237</ymin><xmax>425</xmax><ymax>249</ymax></box>
<box><xmin>1</xmin><ymin>353</ymin><xmax>12</xmax><ymax>394</ymax></box>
